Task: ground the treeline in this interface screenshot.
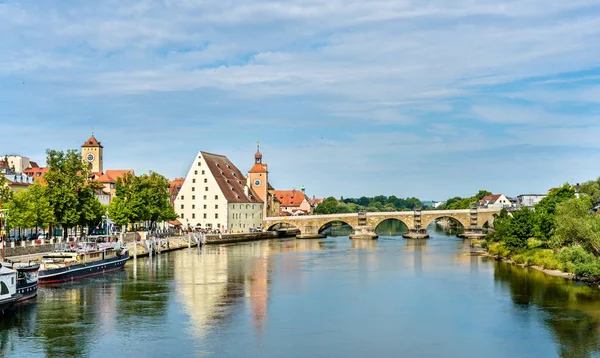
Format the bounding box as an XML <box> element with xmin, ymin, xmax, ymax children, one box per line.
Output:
<box><xmin>314</xmin><ymin>195</ymin><xmax>423</xmax><ymax>214</ymax></box>
<box><xmin>436</xmin><ymin>190</ymin><xmax>492</xmax><ymax>210</ymax></box>
<box><xmin>487</xmin><ymin>181</ymin><xmax>600</xmax><ymax>278</ymax></box>
<box><xmin>0</xmin><ymin>149</ymin><xmax>176</xmax><ymax>238</ymax></box>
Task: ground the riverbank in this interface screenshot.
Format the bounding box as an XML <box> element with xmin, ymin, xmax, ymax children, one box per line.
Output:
<box><xmin>470</xmin><ymin>239</ymin><xmax>600</xmax><ymax>285</ymax></box>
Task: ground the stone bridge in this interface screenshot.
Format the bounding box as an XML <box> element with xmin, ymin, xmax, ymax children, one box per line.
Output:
<box><xmin>263</xmin><ymin>208</ymin><xmax>501</xmax><ymax>237</ymax></box>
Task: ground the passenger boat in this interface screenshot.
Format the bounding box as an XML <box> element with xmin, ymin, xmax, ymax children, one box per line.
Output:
<box><xmin>2</xmin><ymin>262</ymin><xmax>39</xmax><ymax>301</ymax></box>
<box><xmin>0</xmin><ymin>263</ymin><xmax>22</xmax><ymax>313</ymax></box>
<box><xmin>38</xmin><ymin>241</ymin><xmax>129</xmax><ymax>284</ymax></box>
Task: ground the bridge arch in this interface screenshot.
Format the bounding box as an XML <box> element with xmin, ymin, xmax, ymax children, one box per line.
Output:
<box><xmin>266</xmin><ymin>222</ymin><xmax>300</xmax><ymax>231</ymax></box>
<box><xmin>374</xmin><ymin>218</ymin><xmax>409</xmax><ymax>236</ymax></box>
<box><xmin>318</xmin><ymin>220</ymin><xmax>354</xmax><ymax>236</ymax></box>
<box><xmin>422</xmin><ymin>216</ymin><xmax>467</xmax><ymax>232</ymax></box>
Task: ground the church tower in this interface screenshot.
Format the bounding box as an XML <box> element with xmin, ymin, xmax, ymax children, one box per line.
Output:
<box><xmin>81</xmin><ymin>134</ymin><xmax>104</xmax><ymax>173</ymax></box>
<box><xmin>248</xmin><ymin>142</ymin><xmax>269</xmax><ymax>216</ymax></box>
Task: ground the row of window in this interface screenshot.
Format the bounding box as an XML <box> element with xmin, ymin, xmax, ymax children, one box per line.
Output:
<box><xmin>180</xmin><ymin>195</ymin><xmax>218</xmax><ymax>201</ymax></box>
<box><xmin>194</xmin><ymin>170</ymin><xmax>205</xmax><ymax>175</ymax></box>
<box><xmin>192</xmin><ymin>178</ymin><xmax>208</xmax><ymax>184</ymax></box>
<box><xmin>181</xmin><ymin>213</ymin><xmax>219</xmax><ymax>219</ymax></box>
<box><xmin>182</xmin><ymin>204</ymin><xmax>218</xmax><ymax>209</ymax></box>
<box><xmin>233</xmin><ymin>213</ymin><xmax>254</xmax><ymax>219</ymax></box>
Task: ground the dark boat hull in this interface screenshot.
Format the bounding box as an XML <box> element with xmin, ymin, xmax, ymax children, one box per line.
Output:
<box><xmin>17</xmin><ymin>281</ymin><xmax>38</xmax><ymax>301</ymax></box>
<box><xmin>39</xmin><ymin>253</ymin><xmax>130</xmax><ymax>284</ymax></box>
<box><xmin>15</xmin><ymin>263</ymin><xmax>40</xmax><ymax>302</ymax></box>
<box><xmin>0</xmin><ymin>294</ymin><xmax>23</xmax><ymax>313</ymax></box>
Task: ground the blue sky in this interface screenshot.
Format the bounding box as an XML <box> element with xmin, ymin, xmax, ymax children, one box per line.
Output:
<box><xmin>2</xmin><ymin>0</ymin><xmax>600</xmax><ymax>200</ymax></box>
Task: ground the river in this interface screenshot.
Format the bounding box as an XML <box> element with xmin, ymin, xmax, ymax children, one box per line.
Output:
<box><xmin>2</xmin><ymin>227</ymin><xmax>600</xmax><ymax>357</ymax></box>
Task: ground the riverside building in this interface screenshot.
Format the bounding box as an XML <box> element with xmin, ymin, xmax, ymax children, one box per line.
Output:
<box><xmin>174</xmin><ymin>151</ymin><xmax>264</xmax><ymax>232</ymax></box>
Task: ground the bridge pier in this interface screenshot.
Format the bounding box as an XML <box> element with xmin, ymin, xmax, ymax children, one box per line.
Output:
<box><xmin>402</xmin><ymin>228</ymin><xmax>429</xmax><ymax>239</ymax></box>
<box><xmin>457</xmin><ymin>227</ymin><xmax>487</xmax><ymax>239</ymax></box>
<box><xmin>296</xmin><ymin>225</ymin><xmax>326</xmax><ymax>239</ymax></box>
<box><xmin>349</xmin><ymin>226</ymin><xmax>378</xmax><ymax>240</ymax></box>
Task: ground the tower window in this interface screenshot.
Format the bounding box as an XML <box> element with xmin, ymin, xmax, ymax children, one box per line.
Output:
<box><xmin>204</xmin><ymin>178</ymin><xmax>207</xmax><ymax>183</ymax></box>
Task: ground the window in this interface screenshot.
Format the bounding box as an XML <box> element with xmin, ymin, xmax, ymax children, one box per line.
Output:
<box><xmin>194</xmin><ymin>170</ymin><xmax>198</xmax><ymax>175</ymax></box>
<box><xmin>192</xmin><ymin>187</ymin><xmax>195</xmax><ymax>192</ymax></box>
<box><xmin>192</xmin><ymin>179</ymin><xmax>196</xmax><ymax>183</ymax></box>
<box><xmin>204</xmin><ymin>178</ymin><xmax>207</xmax><ymax>183</ymax></box>
<box><xmin>245</xmin><ymin>213</ymin><xmax>248</xmax><ymax>219</ymax></box>
<box><xmin>197</xmin><ymin>162</ymin><xmax>201</xmax><ymax>166</ymax></box>
<box><xmin>215</xmin><ymin>195</ymin><xmax>218</xmax><ymax>200</ymax></box>
<box><xmin>181</xmin><ymin>196</ymin><xmax>184</xmax><ymax>200</ymax></box>
<box><xmin>192</xmin><ymin>195</ymin><xmax>195</xmax><ymax>200</ymax></box>
<box><xmin>252</xmin><ymin>205</ymin><xmax>254</xmax><ymax>209</ymax></box>
<box><xmin>215</xmin><ymin>205</ymin><xmax>218</xmax><ymax>209</ymax></box>
<box><xmin>215</xmin><ymin>213</ymin><xmax>219</xmax><ymax>219</ymax></box>
<box><xmin>203</xmin><ymin>204</ymin><xmax>207</xmax><ymax>209</ymax></box>
<box><xmin>192</xmin><ymin>213</ymin><xmax>195</xmax><ymax>219</ymax></box>
<box><xmin>203</xmin><ymin>195</ymin><xmax>207</xmax><ymax>200</ymax></box>
<box><xmin>202</xmin><ymin>170</ymin><xmax>205</xmax><ymax>175</ymax></box>
<box><xmin>181</xmin><ymin>213</ymin><xmax>185</xmax><ymax>219</ymax></box>
<box><xmin>203</xmin><ymin>213</ymin><xmax>207</xmax><ymax>219</ymax></box>
<box><xmin>181</xmin><ymin>205</ymin><xmax>184</xmax><ymax>209</ymax></box>
<box><xmin>252</xmin><ymin>213</ymin><xmax>254</xmax><ymax>218</ymax></box>
<box><xmin>232</xmin><ymin>205</ymin><xmax>235</xmax><ymax>209</ymax></box>
<box><xmin>192</xmin><ymin>205</ymin><xmax>195</xmax><ymax>209</ymax></box>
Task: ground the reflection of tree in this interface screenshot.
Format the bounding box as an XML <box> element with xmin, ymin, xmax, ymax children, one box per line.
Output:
<box><xmin>494</xmin><ymin>261</ymin><xmax>600</xmax><ymax>358</ymax></box>
<box><xmin>118</xmin><ymin>257</ymin><xmax>171</xmax><ymax>320</ymax></box>
<box><xmin>375</xmin><ymin>219</ymin><xmax>407</xmax><ymax>236</ymax></box>
<box><xmin>0</xmin><ymin>304</ymin><xmax>38</xmax><ymax>356</ymax></box>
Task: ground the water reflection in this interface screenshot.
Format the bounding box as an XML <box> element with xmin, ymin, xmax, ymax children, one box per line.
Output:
<box><xmin>493</xmin><ymin>260</ymin><xmax>600</xmax><ymax>358</ymax></box>
<box><xmin>4</xmin><ymin>237</ymin><xmax>600</xmax><ymax>357</ymax></box>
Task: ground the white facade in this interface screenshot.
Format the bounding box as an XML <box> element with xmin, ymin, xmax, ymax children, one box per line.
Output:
<box><xmin>517</xmin><ymin>194</ymin><xmax>546</xmax><ymax>208</ymax></box>
<box><xmin>174</xmin><ymin>151</ymin><xmax>263</xmax><ymax>232</ymax></box>
<box><xmin>4</xmin><ymin>155</ymin><xmax>31</xmax><ymax>174</ymax></box>
<box><xmin>485</xmin><ymin>194</ymin><xmax>511</xmax><ymax>209</ymax></box>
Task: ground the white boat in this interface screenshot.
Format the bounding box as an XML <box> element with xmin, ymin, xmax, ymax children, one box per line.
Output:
<box><xmin>0</xmin><ymin>263</ymin><xmax>23</xmax><ymax>313</ymax></box>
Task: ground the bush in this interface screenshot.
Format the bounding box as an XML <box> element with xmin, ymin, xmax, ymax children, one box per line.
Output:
<box><xmin>557</xmin><ymin>246</ymin><xmax>600</xmax><ymax>277</ymax></box>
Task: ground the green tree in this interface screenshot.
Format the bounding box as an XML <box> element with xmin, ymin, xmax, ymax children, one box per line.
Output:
<box><xmin>108</xmin><ymin>171</ymin><xmax>176</xmax><ymax>231</ymax></box>
<box><xmin>579</xmin><ymin>178</ymin><xmax>600</xmax><ymax>204</ymax></box>
<box><xmin>28</xmin><ymin>182</ymin><xmax>54</xmax><ymax>235</ymax></box>
<box><xmin>553</xmin><ymin>197</ymin><xmax>600</xmax><ymax>255</ymax></box>
<box><xmin>314</xmin><ymin>197</ymin><xmax>339</xmax><ymax>214</ymax></box>
<box><xmin>535</xmin><ymin>183</ymin><xmax>576</xmax><ymax>240</ymax></box>
<box><xmin>4</xmin><ymin>189</ymin><xmax>35</xmax><ymax>232</ymax></box>
<box><xmin>44</xmin><ymin>149</ymin><xmax>102</xmax><ymax>238</ymax></box>
<box><xmin>475</xmin><ymin>190</ymin><xmax>493</xmax><ymax>201</ymax></box>
<box><xmin>0</xmin><ymin>173</ymin><xmax>13</xmax><ymax>205</ymax></box>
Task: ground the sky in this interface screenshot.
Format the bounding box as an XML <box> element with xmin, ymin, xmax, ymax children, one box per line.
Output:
<box><xmin>1</xmin><ymin>0</ymin><xmax>600</xmax><ymax>201</ymax></box>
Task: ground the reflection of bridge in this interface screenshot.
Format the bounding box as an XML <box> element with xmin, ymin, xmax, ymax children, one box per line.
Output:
<box><xmin>264</xmin><ymin>208</ymin><xmax>500</xmax><ymax>237</ymax></box>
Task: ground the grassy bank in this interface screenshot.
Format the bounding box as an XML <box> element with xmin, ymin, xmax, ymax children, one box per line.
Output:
<box><xmin>481</xmin><ymin>239</ymin><xmax>600</xmax><ymax>280</ymax></box>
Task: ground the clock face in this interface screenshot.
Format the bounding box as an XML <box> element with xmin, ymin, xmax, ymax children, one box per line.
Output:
<box><xmin>254</xmin><ymin>179</ymin><xmax>261</xmax><ymax>187</ymax></box>
<box><xmin>86</xmin><ymin>153</ymin><xmax>95</xmax><ymax>162</ymax></box>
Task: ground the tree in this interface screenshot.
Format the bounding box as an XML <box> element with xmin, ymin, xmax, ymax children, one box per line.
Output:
<box><xmin>77</xmin><ymin>183</ymin><xmax>105</xmax><ymax>234</ymax></box>
<box><xmin>314</xmin><ymin>197</ymin><xmax>339</xmax><ymax>214</ymax></box>
<box><xmin>108</xmin><ymin>171</ymin><xmax>176</xmax><ymax>231</ymax></box>
<box><xmin>0</xmin><ymin>173</ymin><xmax>12</xmax><ymax>205</ymax></box>
<box><xmin>44</xmin><ymin>149</ymin><xmax>103</xmax><ymax>237</ymax></box>
<box><xmin>553</xmin><ymin>197</ymin><xmax>600</xmax><ymax>255</ymax></box>
<box><xmin>535</xmin><ymin>183</ymin><xmax>576</xmax><ymax>240</ymax></box>
<box><xmin>4</xmin><ymin>190</ymin><xmax>35</xmax><ymax>232</ymax></box>
<box><xmin>27</xmin><ymin>183</ymin><xmax>54</xmax><ymax>235</ymax></box>
<box><xmin>475</xmin><ymin>190</ymin><xmax>493</xmax><ymax>201</ymax></box>
<box><xmin>579</xmin><ymin>178</ymin><xmax>600</xmax><ymax>204</ymax></box>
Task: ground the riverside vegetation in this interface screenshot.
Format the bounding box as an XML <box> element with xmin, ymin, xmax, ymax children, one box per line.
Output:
<box><xmin>485</xmin><ymin>181</ymin><xmax>600</xmax><ymax>280</ymax></box>
<box><xmin>0</xmin><ymin>149</ymin><xmax>176</xmax><ymax>238</ymax></box>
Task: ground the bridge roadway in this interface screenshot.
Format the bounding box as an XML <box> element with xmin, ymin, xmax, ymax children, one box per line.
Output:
<box><xmin>263</xmin><ymin>208</ymin><xmax>501</xmax><ymax>237</ymax></box>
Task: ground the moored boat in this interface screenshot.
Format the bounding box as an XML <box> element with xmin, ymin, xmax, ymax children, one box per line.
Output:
<box><xmin>38</xmin><ymin>241</ymin><xmax>129</xmax><ymax>284</ymax></box>
<box><xmin>2</xmin><ymin>262</ymin><xmax>39</xmax><ymax>301</ymax></box>
<box><xmin>0</xmin><ymin>263</ymin><xmax>23</xmax><ymax>313</ymax></box>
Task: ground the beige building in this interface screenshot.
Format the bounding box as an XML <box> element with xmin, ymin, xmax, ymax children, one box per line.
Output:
<box><xmin>81</xmin><ymin>135</ymin><xmax>104</xmax><ymax>174</ymax></box>
<box><xmin>174</xmin><ymin>151</ymin><xmax>263</xmax><ymax>232</ymax></box>
<box><xmin>478</xmin><ymin>194</ymin><xmax>511</xmax><ymax>209</ymax></box>
<box><xmin>2</xmin><ymin>155</ymin><xmax>33</xmax><ymax>174</ymax></box>
<box><xmin>274</xmin><ymin>189</ymin><xmax>311</xmax><ymax>216</ymax></box>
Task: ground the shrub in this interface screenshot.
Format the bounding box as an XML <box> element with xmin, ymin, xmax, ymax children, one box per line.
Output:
<box><xmin>557</xmin><ymin>246</ymin><xmax>600</xmax><ymax>277</ymax></box>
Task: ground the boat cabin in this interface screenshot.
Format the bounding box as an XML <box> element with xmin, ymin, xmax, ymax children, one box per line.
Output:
<box><xmin>0</xmin><ymin>265</ymin><xmax>17</xmax><ymax>300</ymax></box>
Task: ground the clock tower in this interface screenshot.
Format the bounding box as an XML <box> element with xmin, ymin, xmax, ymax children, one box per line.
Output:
<box><xmin>81</xmin><ymin>134</ymin><xmax>104</xmax><ymax>173</ymax></box>
<box><xmin>248</xmin><ymin>142</ymin><xmax>269</xmax><ymax>216</ymax></box>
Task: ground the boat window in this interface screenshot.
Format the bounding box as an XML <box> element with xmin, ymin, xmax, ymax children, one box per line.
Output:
<box><xmin>1</xmin><ymin>282</ymin><xmax>8</xmax><ymax>295</ymax></box>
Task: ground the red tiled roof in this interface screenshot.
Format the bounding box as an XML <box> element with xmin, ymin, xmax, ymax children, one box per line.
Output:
<box><xmin>82</xmin><ymin>135</ymin><xmax>103</xmax><ymax>148</ymax></box>
<box><xmin>273</xmin><ymin>190</ymin><xmax>308</xmax><ymax>207</ymax></box>
<box><xmin>106</xmin><ymin>170</ymin><xmax>134</xmax><ymax>181</ymax></box>
<box><xmin>169</xmin><ymin>219</ymin><xmax>182</xmax><ymax>227</ymax></box>
<box><xmin>201</xmin><ymin>151</ymin><xmax>262</xmax><ymax>203</ymax></box>
<box><xmin>29</xmin><ymin>161</ymin><xmax>39</xmax><ymax>168</ymax></box>
<box><xmin>249</xmin><ymin>163</ymin><xmax>268</xmax><ymax>173</ymax></box>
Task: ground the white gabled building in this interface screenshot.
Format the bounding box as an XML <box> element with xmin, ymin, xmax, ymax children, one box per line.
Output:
<box><xmin>174</xmin><ymin>151</ymin><xmax>264</xmax><ymax>232</ymax></box>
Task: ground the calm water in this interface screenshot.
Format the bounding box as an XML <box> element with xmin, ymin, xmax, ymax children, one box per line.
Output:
<box><xmin>2</xmin><ymin>229</ymin><xmax>600</xmax><ymax>357</ymax></box>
